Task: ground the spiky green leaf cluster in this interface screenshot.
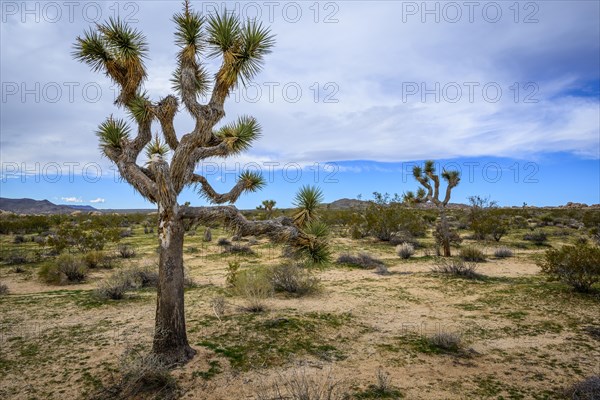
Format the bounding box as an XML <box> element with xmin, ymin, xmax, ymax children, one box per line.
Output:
<box><xmin>442</xmin><ymin>170</ymin><xmax>461</xmax><ymax>187</ymax></box>
<box><xmin>145</xmin><ymin>135</ymin><xmax>169</xmax><ymax>160</ymax></box>
<box><xmin>73</xmin><ymin>29</ymin><xmax>111</xmax><ymax>72</ymax></box>
<box><xmin>73</xmin><ymin>17</ymin><xmax>147</xmax><ymax>105</ymax></box>
<box><xmin>173</xmin><ymin>2</ymin><xmax>205</xmax><ymax>52</ymax></box>
<box><xmin>207</xmin><ymin>12</ymin><xmax>275</xmax><ymax>86</ymax></box>
<box><xmin>293</xmin><ymin>185</ymin><xmax>324</xmax><ymax>228</ymax></box>
<box><xmin>171</xmin><ymin>1</ymin><xmax>209</xmax><ymax>97</ymax></box>
<box><xmin>127</xmin><ymin>92</ymin><xmax>153</xmax><ymax>123</ymax></box>
<box><xmin>412</xmin><ymin>166</ymin><xmax>424</xmax><ymax>179</ymax></box>
<box><xmin>424</xmin><ymin>160</ymin><xmax>436</xmax><ymax>174</ymax></box>
<box><xmin>207</xmin><ymin>12</ymin><xmax>241</xmax><ymax>56</ymax></box>
<box><xmin>216</xmin><ymin>116</ymin><xmax>261</xmax><ymax>154</ymax></box>
<box><xmin>96</xmin><ymin>117</ymin><xmax>130</xmax><ymax>151</ymax></box>
<box><xmin>98</xmin><ymin>17</ymin><xmax>148</xmax><ymax>60</ymax></box>
<box><xmin>236</xmin><ymin>21</ymin><xmax>276</xmax><ymax>84</ymax></box>
<box><xmin>298</xmin><ymin>221</ymin><xmax>331</xmax><ymax>265</ymax></box>
<box><xmin>170</xmin><ymin>65</ymin><xmax>210</xmax><ymax>96</ymax></box>
<box><xmin>239</xmin><ymin>170</ymin><xmax>265</xmax><ymax>192</ymax></box>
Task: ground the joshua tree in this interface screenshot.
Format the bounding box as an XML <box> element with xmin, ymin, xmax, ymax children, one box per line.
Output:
<box><xmin>74</xmin><ymin>2</ymin><xmax>323</xmax><ymax>365</ymax></box>
<box><xmin>403</xmin><ymin>160</ymin><xmax>460</xmax><ymax>256</ymax></box>
<box><xmin>261</xmin><ymin>199</ymin><xmax>276</xmax><ymax>218</ymax></box>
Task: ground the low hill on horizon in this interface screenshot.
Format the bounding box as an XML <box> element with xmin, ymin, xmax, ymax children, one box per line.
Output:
<box><xmin>0</xmin><ymin>198</ymin><xmax>98</xmax><ymax>215</ymax></box>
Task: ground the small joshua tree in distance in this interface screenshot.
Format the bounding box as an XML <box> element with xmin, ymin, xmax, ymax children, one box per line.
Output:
<box><xmin>403</xmin><ymin>160</ymin><xmax>461</xmax><ymax>256</ymax></box>
<box><xmin>260</xmin><ymin>199</ymin><xmax>276</xmax><ymax>219</ymax></box>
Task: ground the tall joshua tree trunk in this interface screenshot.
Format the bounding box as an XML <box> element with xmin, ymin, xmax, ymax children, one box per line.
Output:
<box><xmin>73</xmin><ymin>2</ymin><xmax>325</xmax><ymax>365</ymax></box>
<box><xmin>404</xmin><ymin>160</ymin><xmax>460</xmax><ymax>257</ymax></box>
<box><xmin>154</xmin><ymin>210</ymin><xmax>195</xmax><ymax>363</ymax></box>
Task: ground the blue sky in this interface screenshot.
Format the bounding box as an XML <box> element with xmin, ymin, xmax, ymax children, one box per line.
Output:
<box><xmin>1</xmin><ymin>1</ymin><xmax>599</xmax><ymax>209</ymax></box>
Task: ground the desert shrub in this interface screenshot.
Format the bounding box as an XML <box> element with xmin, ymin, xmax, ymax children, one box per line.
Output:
<box><xmin>396</xmin><ymin>243</ymin><xmax>415</xmax><ymax>259</ymax></box>
<box><xmin>129</xmin><ymin>265</ymin><xmax>159</xmax><ymax>288</ymax></box>
<box><xmin>354</xmin><ymin>368</ymin><xmax>403</xmax><ymax>399</ymax></box>
<box><xmin>494</xmin><ymin>247</ymin><xmax>514</xmax><ymax>258</ymax></box>
<box><xmin>225</xmin><ymin>261</ymin><xmax>240</xmax><ymax>287</ymax></box>
<box><xmin>12</xmin><ymin>265</ymin><xmax>26</xmax><ymax>273</ymax></box>
<box><xmin>94</xmin><ymin>265</ymin><xmax>160</xmax><ymax>300</ymax></box>
<box><xmin>269</xmin><ymin>263</ymin><xmax>321</xmax><ymax>296</ymax></box>
<box><xmin>336</xmin><ymin>252</ymin><xmax>384</xmax><ymax>270</ymax></box>
<box><xmin>84</xmin><ymin>250</ymin><xmax>112</xmax><ymax>269</ymax></box>
<box><xmin>362</xmin><ymin>193</ymin><xmax>426</xmax><ymax>241</ymax></box>
<box><xmin>564</xmin><ymin>375</ymin><xmax>600</xmax><ymax>400</ymax></box>
<box><xmin>94</xmin><ymin>348</ymin><xmax>178</xmax><ymax>400</ymax></box>
<box><xmin>48</xmin><ymin>222</ymin><xmax>121</xmax><ymax>253</ymax></box>
<box><xmin>13</xmin><ymin>234</ymin><xmax>26</xmax><ymax>244</ymax></box>
<box><xmin>183</xmin><ymin>269</ymin><xmax>197</xmax><ymax>289</ymax></box>
<box><xmin>217</xmin><ymin>237</ymin><xmax>231</xmax><ymax>246</ymax></box>
<box><xmin>187</xmin><ymin>246</ymin><xmax>199</xmax><ymax>254</ymax></box>
<box><xmin>459</xmin><ymin>246</ymin><xmax>486</xmax><ymax>262</ymax></box>
<box><xmin>231</xmin><ymin>268</ymin><xmax>273</xmax><ymax>312</ymax></box>
<box><xmin>350</xmin><ymin>225</ymin><xmax>363</xmax><ymax>239</ymax></box>
<box><xmin>33</xmin><ymin>235</ymin><xmax>46</xmax><ymax>245</ymax></box>
<box><xmin>94</xmin><ymin>273</ymin><xmax>130</xmax><ymax>300</ymax></box>
<box><xmin>389</xmin><ymin>231</ymin><xmax>421</xmax><ymax>247</ymax></box>
<box><xmin>3</xmin><ymin>251</ymin><xmax>29</xmax><ymax>265</ymax></box>
<box><xmin>523</xmin><ymin>230</ymin><xmax>548</xmax><ymax>245</ymax></box>
<box><xmin>210</xmin><ymin>296</ymin><xmax>226</xmax><ymax>321</ymax></box>
<box><xmin>0</xmin><ymin>282</ymin><xmax>8</xmax><ymax>296</ymax></box>
<box><xmin>468</xmin><ymin>197</ymin><xmax>509</xmax><ymax>241</ymax></box>
<box><xmin>432</xmin><ymin>258</ymin><xmax>480</xmax><ymax>279</ymax></box>
<box><xmin>427</xmin><ymin>332</ymin><xmax>462</xmax><ymax>352</ymax></box>
<box><xmin>39</xmin><ymin>254</ymin><xmax>88</xmax><ymax>284</ymax></box>
<box><xmin>203</xmin><ymin>228</ymin><xmax>212</xmax><ymax>242</ymax></box>
<box><xmin>538</xmin><ymin>243</ymin><xmax>600</xmax><ymax>292</ymax></box>
<box><xmin>117</xmin><ymin>244</ymin><xmax>136</xmax><ymax>259</ymax></box>
<box><xmin>223</xmin><ymin>244</ymin><xmax>256</xmax><ymax>255</ymax></box>
<box><xmin>255</xmin><ymin>368</ymin><xmax>342</xmax><ymax>400</ymax></box>
<box><xmin>374</xmin><ymin>263</ymin><xmax>389</xmax><ymax>275</ymax></box>
<box><xmin>120</xmin><ymin>228</ymin><xmax>133</xmax><ymax>238</ymax></box>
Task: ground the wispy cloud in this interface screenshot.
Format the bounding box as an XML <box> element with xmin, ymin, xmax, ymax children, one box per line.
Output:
<box><xmin>61</xmin><ymin>197</ymin><xmax>83</xmax><ymax>203</ymax></box>
<box><xmin>89</xmin><ymin>198</ymin><xmax>105</xmax><ymax>203</ymax></box>
<box><xmin>1</xmin><ymin>1</ymin><xmax>598</xmax><ymax>171</ymax></box>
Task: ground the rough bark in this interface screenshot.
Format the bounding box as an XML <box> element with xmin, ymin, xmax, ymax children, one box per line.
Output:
<box><xmin>152</xmin><ymin>208</ymin><xmax>196</xmax><ymax>365</ymax></box>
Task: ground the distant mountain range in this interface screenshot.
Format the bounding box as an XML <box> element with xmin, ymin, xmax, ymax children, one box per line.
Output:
<box><xmin>0</xmin><ymin>197</ymin><xmax>595</xmax><ymax>215</ymax></box>
<box><xmin>0</xmin><ymin>198</ymin><xmax>98</xmax><ymax>215</ymax></box>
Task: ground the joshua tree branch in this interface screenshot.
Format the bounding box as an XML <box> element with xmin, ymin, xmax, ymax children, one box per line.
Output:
<box><xmin>128</xmin><ymin>118</ymin><xmax>153</xmax><ymax>156</ymax></box>
<box><xmin>104</xmin><ymin>146</ymin><xmax>158</xmax><ymax>203</ymax></box>
<box><xmin>154</xmin><ymin>95</ymin><xmax>180</xmax><ymax>150</ymax></box>
<box><xmin>191</xmin><ymin>174</ymin><xmax>246</xmax><ymax>204</ymax></box>
<box><xmin>179</xmin><ymin>205</ymin><xmax>307</xmax><ymax>245</ymax></box>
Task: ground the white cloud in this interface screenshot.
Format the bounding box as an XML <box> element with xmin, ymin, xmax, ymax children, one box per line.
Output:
<box><xmin>61</xmin><ymin>197</ymin><xmax>83</xmax><ymax>203</ymax></box>
<box><xmin>89</xmin><ymin>198</ymin><xmax>105</xmax><ymax>203</ymax></box>
<box><xmin>1</xmin><ymin>1</ymin><xmax>598</xmax><ymax>170</ymax></box>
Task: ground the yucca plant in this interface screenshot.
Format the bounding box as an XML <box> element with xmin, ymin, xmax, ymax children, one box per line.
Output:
<box><xmin>73</xmin><ymin>1</ymin><xmax>324</xmax><ymax>365</ymax></box>
<box><xmin>293</xmin><ymin>185</ymin><xmax>324</xmax><ymax>228</ymax></box>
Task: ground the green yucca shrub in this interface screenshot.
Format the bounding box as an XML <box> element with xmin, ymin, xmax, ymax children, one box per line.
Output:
<box><xmin>538</xmin><ymin>243</ymin><xmax>600</xmax><ymax>292</ymax></box>
<box><xmin>39</xmin><ymin>254</ymin><xmax>88</xmax><ymax>284</ymax></box>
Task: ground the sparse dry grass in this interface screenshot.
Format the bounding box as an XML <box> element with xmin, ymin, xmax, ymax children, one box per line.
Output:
<box><xmin>0</xmin><ymin>216</ymin><xmax>598</xmax><ymax>400</ymax></box>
